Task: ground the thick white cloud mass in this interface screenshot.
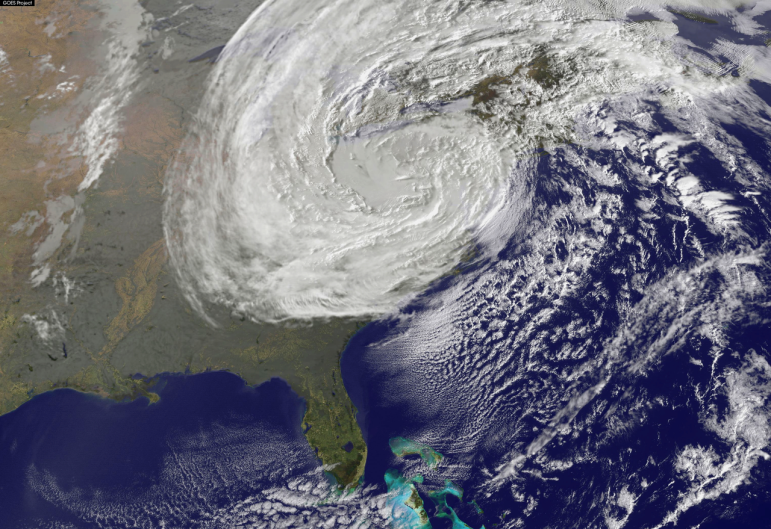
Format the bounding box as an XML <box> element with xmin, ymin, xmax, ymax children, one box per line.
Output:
<box><xmin>163</xmin><ymin>0</ymin><xmax>751</xmax><ymax>323</ymax></box>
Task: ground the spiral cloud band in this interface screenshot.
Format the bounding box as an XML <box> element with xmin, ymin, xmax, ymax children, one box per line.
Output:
<box><xmin>163</xmin><ymin>0</ymin><xmax>727</xmax><ymax>322</ymax></box>
<box><xmin>163</xmin><ymin>0</ymin><xmax>532</xmax><ymax>322</ymax></box>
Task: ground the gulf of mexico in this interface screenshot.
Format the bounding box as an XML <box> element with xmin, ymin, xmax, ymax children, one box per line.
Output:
<box><xmin>0</xmin><ymin>372</ymin><xmax>315</xmax><ymax>527</ymax></box>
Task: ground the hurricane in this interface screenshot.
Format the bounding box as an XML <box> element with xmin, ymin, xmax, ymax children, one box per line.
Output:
<box><xmin>8</xmin><ymin>0</ymin><xmax>771</xmax><ymax>526</ymax></box>
<box><xmin>162</xmin><ymin>0</ymin><xmax>734</xmax><ymax>323</ymax></box>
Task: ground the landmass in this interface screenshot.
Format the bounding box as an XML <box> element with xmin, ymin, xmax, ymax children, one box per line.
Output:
<box><xmin>389</xmin><ymin>436</ymin><xmax>444</xmax><ymax>470</ymax></box>
<box><xmin>0</xmin><ymin>0</ymin><xmax>366</xmax><ymax>488</ymax></box>
<box><xmin>388</xmin><ymin>437</ymin><xmax>483</xmax><ymax>529</ymax></box>
<box><xmin>667</xmin><ymin>9</ymin><xmax>719</xmax><ymax>25</ymax></box>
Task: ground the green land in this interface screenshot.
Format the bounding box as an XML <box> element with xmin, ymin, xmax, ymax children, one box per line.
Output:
<box><xmin>387</xmin><ymin>437</ymin><xmax>484</xmax><ymax>529</ymax></box>
<box><xmin>0</xmin><ymin>0</ymin><xmax>366</xmax><ymax>488</ymax></box>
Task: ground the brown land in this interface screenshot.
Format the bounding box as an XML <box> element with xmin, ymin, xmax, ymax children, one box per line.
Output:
<box><xmin>0</xmin><ymin>0</ymin><xmax>366</xmax><ymax>488</ymax></box>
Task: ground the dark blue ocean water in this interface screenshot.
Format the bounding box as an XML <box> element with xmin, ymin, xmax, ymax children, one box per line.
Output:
<box><xmin>0</xmin><ymin>373</ymin><xmax>314</xmax><ymax>528</ymax></box>
<box><xmin>340</xmin><ymin>85</ymin><xmax>771</xmax><ymax>529</ymax></box>
<box><xmin>4</xmin><ymin>115</ymin><xmax>771</xmax><ymax>529</ymax></box>
<box><xmin>6</xmin><ymin>10</ymin><xmax>771</xmax><ymax>529</ymax></box>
